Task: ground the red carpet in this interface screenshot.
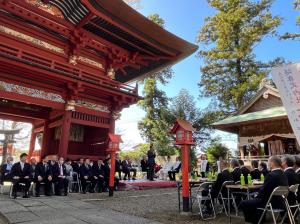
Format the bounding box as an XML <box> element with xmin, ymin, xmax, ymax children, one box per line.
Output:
<box><xmin>119</xmin><ymin>180</ymin><xmax>177</xmax><ymax>190</ymax></box>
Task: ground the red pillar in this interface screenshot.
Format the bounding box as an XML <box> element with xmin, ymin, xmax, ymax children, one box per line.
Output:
<box><xmin>109</xmin><ymin>150</ymin><xmax>116</xmax><ymax>196</ymax></box>
<box><xmin>181</xmin><ymin>144</ymin><xmax>190</xmax><ymax>212</ymax></box>
<box><xmin>58</xmin><ymin>111</ymin><xmax>72</xmax><ymax>158</ymax></box>
<box><xmin>41</xmin><ymin>121</ymin><xmax>50</xmax><ymax>158</ymax></box>
<box><xmin>28</xmin><ymin>129</ymin><xmax>36</xmax><ymax>159</ymax></box>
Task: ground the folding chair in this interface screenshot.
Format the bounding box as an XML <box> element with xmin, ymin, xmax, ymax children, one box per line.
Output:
<box><xmin>70</xmin><ymin>172</ymin><xmax>81</xmax><ymax>193</ymax></box>
<box><xmin>281</xmin><ymin>184</ymin><xmax>300</xmax><ymax>223</ymax></box>
<box><xmin>217</xmin><ymin>181</ymin><xmax>238</xmax><ymax>216</ymax></box>
<box><xmin>196</xmin><ymin>182</ymin><xmax>216</xmax><ymax>220</ymax></box>
<box><xmin>257</xmin><ymin>186</ymin><xmax>295</xmax><ymax>224</ymax></box>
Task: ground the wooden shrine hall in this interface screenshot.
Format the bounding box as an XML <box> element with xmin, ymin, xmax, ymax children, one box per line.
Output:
<box><xmin>212</xmin><ymin>80</ymin><xmax>300</xmax><ymax>160</ymax></box>
<box><xmin>0</xmin><ymin>0</ymin><xmax>197</xmax><ymax>160</ymax></box>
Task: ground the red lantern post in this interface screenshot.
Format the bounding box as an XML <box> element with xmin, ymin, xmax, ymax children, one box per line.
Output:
<box><xmin>171</xmin><ymin>119</ymin><xmax>195</xmax><ymax>212</ymax></box>
<box><xmin>107</xmin><ymin>133</ymin><xmax>122</xmax><ymax>197</ymax></box>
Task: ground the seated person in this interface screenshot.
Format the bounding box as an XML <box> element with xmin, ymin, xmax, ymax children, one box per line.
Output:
<box><xmin>79</xmin><ymin>158</ymin><xmax>96</xmax><ymax>193</ymax></box>
<box><xmin>168</xmin><ymin>157</ymin><xmax>181</xmax><ymax>181</ymax></box>
<box><xmin>52</xmin><ymin>157</ymin><xmax>68</xmax><ymax>196</ymax></box>
<box><xmin>240</xmin><ymin>156</ymin><xmax>288</xmax><ymax>224</ymax></box>
<box><xmin>64</xmin><ymin>159</ymin><xmax>73</xmax><ymax>192</ymax></box>
<box><xmin>200</xmin><ymin>155</ymin><xmax>209</xmax><ymax>178</ymax></box>
<box><xmin>259</xmin><ymin>161</ymin><xmax>269</xmax><ymax>177</ymax></box>
<box><xmin>35</xmin><ymin>156</ymin><xmax>53</xmax><ymax>196</ymax></box>
<box><xmin>282</xmin><ymin>155</ymin><xmax>299</xmax><ymax>205</ymax></box>
<box><xmin>72</xmin><ymin>158</ymin><xmax>84</xmax><ymax>174</ymax></box>
<box><xmin>0</xmin><ymin>156</ymin><xmax>14</xmax><ymax>184</ymax></box>
<box><xmin>30</xmin><ymin>157</ymin><xmax>37</xmax><ymax>180</ymax></box>
<box><xmin>122</xmin><ymin>157</ymin><xmax>137</xmax><ymax>180</ymax></box>
<box><xmin>160</xmin><ymin>156</ymin><xmax>173</xmax><ymax>180</ymax></box>
<box><xmin>239</xmin><ymin>160</ymin><xmax>250</xmax><ymax>184</ymax></box>
<box><xmin>230</xmin><ymin>159</ymin><xmax>241</xmax><ymax>183</ymax></box>
<box><xmin>92</xmin><ymin>160</ymin><xmax>105</xmax><ymax>193</ymax></box>
<box><xmin>115</xmin><ymin>154</ymin><xmax>122</xmax><ymax>180</ymax></box>
<box><xmin>104</xmin><ymin>158</ymin><xmax>119</xmax><ymax>190</ymax></box>
<box><xmin>10</xmin><ymin>153</ymin><xmax>31</xmax><ymax>198</ymax></box>
<box><xmin>250</xmin><ymin>160</ymin><xmax>261</xmax><ymax>180</ymax></box>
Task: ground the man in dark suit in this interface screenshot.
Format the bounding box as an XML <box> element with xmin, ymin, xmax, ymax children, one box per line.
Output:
<box><xmin>282</xmin><ymin>155</ymin><xmax>299</xmax><ymax>205</ymax></box>
<box><xmin>10</xmin><ymin>153</ymin><xmax>31</xmax><ymax>198</ymax></box>
<box><xmin>147</xmin><ymin>147</ymin><xmax>156</xmax><ymax>181</ymax></box>
<box><xmin>231</xmin><ymin>159</ymin><xmax>241</xmax><ymax>183</ymax></box>
<box><xmin>0</xmin><ymin>156</ymin><xmax>14</xmax><ymax>184</ymax></box>
<box><xmin>103</xmin><ymin>158</ymin><xmax>119</xmax><ymax>190</ymax></box>
<box><xmin>72</xmin><ymin>158</ymin><xmax>84</xmax><ymax>174</ymax></box>
<box><xmin>239</xmin><ymin>160</ymin><xmax>250</xmax><ymax>184</ymax></box>
<box><xmin>34</xmin><ymin>156</ymin><xmax>53</xmax><ymax>196</ymax></box>
<box><xmin>240</xmin><ymin>156</ymin><xmax>288</xmax><ymax>224</ymax></box>
<box><xmin>79</xmin><ymin>158</ymin><xmax>95</xmax><ymax>193</ymax></box>
<box><xmin>92</xmin><ymin>159</ymin><xmax>105</xmax><ymax>193</ymax></box>
<box><xmin>115</xmin><ymin>154</ymin><xmax>122</xmax><ymax>180</ymax></box>
<box><xmin>250</xmin><ymin>160</ymin><xmax>261</xmax><ymax>180</ymax></box>
<box><xmin>52</xmin><ymin>157</ymin><xmax>68</xmax><ymax>196</ymax></box>
<box><xmin>122</xmin><ymin>157</ymin><xmax>131</xmax><ymax>180</ymax></box>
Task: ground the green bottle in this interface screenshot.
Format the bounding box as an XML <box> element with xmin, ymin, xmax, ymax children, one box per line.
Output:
<box><xmin>247</xmin><ymin>174</ymin><xmax>252</xmax><ymax>185</ymax></box>
<box><xmin>240</xmin><ymin>174</ymin><xmax>245</xmax><ymax>186</ymax></box>
<box><xmin>260</xmin><ymin>173</ymin><xmax>265</xmax><ymax>182</ymax></box>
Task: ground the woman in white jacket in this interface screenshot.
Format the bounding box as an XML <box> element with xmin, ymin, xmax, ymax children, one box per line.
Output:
<box><xmin>160</xmin><ymin>156</ymin><xmax>173</xmax><ymax>180</ymax></box>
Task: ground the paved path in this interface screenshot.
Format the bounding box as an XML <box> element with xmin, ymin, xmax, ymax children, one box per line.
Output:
<box><xmin>0</xmin><ymin>195</ymin><xmax>161</xmax><ymax>224</ymax></box>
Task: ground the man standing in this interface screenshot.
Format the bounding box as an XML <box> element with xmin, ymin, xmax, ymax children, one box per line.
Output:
<box><xmin>52</xmin><ymin>157</ymin><xmax>68</xmax><ymax>196</ymax></box>
<box><xmin>200</xmin><ymin>155</ymin><xmax>209</xmax><ymax>178</ymax></box>
<box><xmin>240</xmin><ymin>156</ymin><xmax>288</xmax><ymax>224</ymax></box>
<box><xmin>10</xmin><ymin>153</ymin><xmax>31</xmax><ymax>198</ymax></box>
<box><xmin>35</xmin><ymin>156</ymin><xmax>53</xmax><ymax>196</ymax></box>
<box><xmin>147</xmin><ymin>146</ymin><xmax>156</xmax><ymax>181</ymax></box>
<box><xmin>0</xmin><ymin>156</ymin><xmax>13</xmax><ymax>185</ymax></box>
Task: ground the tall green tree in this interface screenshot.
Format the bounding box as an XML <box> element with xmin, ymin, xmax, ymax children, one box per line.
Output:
<box><xmin>138</xmin><ymin>14</ymin><xmax>175</xmax><ymax>156</ymax></box>
<box><xmin>281</xmin><ymin>0</ymin><xmax>300</xmax><ymax>40</ymax></box>
<box><xmin>205</xmin><ymin>139</ymin><xmax>231</xmax><ymax>164</ymax></box>
<box><xmin>198</xmin><ymin>0</ymin><xmax>282</xmax><ymax>113</ymax></box>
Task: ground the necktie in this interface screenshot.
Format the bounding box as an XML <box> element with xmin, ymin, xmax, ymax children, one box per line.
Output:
<box><xmin>44</xmin><ymin>164</ymin><xmax>47</xmax><ymax>173</ymax></box>
<box><xmin>60</xmin><ymin>165</ymin><xmax>63</xmax><ymax>176</ymax></box>
<box><xmin>21</xmin><ymin>163</ymin><xmax>24</xmax><ymax>171</ymax></box>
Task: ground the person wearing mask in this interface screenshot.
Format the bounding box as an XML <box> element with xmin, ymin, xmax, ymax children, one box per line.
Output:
<box><xmin>230</xmin><ymin>159</ymin><xmax>241</xmax><ymax>183</ymax></box>
<box><xmin>250</xmin><ymin>160</ymin><xmax>261</xmax><ymax>180</ymax></box>
<box><xmin>0</xmin><ymin>156</ymin><xmax>14</xmax><ymax>185</ymax></box>
<box><xmin>79</xmin><ymin>158</ymin><xmax>95</xmax><ymax>193</ymax></box>
<box><xmin>10</xmin><ymin>153</ymin><xmax>31</xmax><ymax>198</ymax></box>
<box><xmin>200</xmin><ymin>154</ymin><xmax>209</xmax><ymax>178</ymax></box>
<box><xmin>35</xmin><ymin>156</ymin><xmax>53</xmax><ymax>196</ymax></box>
<box><xmin>168</xmin><ymin>157</ymin><xmax>181</xmax><ymax>181</ymax></box>
<box><xmin>52</xmin><ymin>157</ymin><xmax>68</xmax><ymax>196</ymax></box>
<box><xmin>240</xmin><ymin>156</ymin><xmax>288</xmax><ymax>224</ymax></box>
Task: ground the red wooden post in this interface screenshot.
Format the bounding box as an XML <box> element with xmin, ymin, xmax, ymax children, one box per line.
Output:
<box><xmin>41</xmin><ymin>121</ymin><xmax>50</xmax><ymax>158</ymax></box>
<box><xmin>109</xmin><ymin>150</ymin><xmax>116</xmax><ymax>196</ymax></box>
<box><xmin>28</xmin><ymin>129</ymin><xmax>36</xmax><ymax>159</ymax></box>
<box><xmin>58</xmin><ymin>111</ymin><xmax>71</xmax><ymax>158</ymax></box>
<box><xmin>181</xmin><ymin>144</ymin><xmax>190</xmax><ymax>211</ymax></box>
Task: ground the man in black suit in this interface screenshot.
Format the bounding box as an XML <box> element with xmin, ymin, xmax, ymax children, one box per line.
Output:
<box><xmin>147</xmin><ymin>147</ymin><xmax>156</xmax><ymax>181</ymax></box>
<box><xmin>115</xmin><ymin>154</ymin><xmax>122</xmax><ymax>180</ymax></box>
<box><xmin>92</xmin><ymin>159</ymin><xmax>105</xmax><ymax>193</ymax></box>
<box><xmin>239</xmin><ymin>160</ymin><xmax>250</xmax><ymax>184</ymax></box>
<box><xmin>231</xmin><ymin>159</ymin><xmax>241</xmax><ymax>183</ymax></box>
<box><xmin>250</xmin><ymin>160</ymin><xmax>261</xmax><ymax>180</ymax></box>
<box><xmin>0</xmin><ymin>156</ymin><xmax>14</xmax><ymax>184</ymax></box>
<box><xmin>52</xmin><ymin>157</ymin><xmax>68</xmax><ymax>196</ymax></box>
<box><xmin>34</xmin><ymin>156</ymin><xmax>53</xmax><ymax>196</ymax></box>
<box><xmin>282</xmin><ymin>155</ymin><xmax>299</xmax><ymax>205</ymax></box>
<box><xmin>10</xmin><ymin>153</ymin><xmax>31</xmax><ymax>198</ymax></box>
<box><xmin>240</xmin><ymin>156</ymin><xmax>288</xmax><ymax>224</ymax></box>
<box><xmin>103</xmin><ymin>158</ymin><xmax>119</xmax><ymax>190</ymax></box>
<box><xmin>72</xmin><ymin>158</ymin><xmax>84</xmax><ymax>174</ymax></box>
<box><xmin>79</xmin><ymin>158</ymin><xmax>95</xmax><ymax>193</ymax></box>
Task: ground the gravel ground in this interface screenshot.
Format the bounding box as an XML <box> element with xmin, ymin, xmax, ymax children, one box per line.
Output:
<box><xmin>73</xmin><ymin>188</ymin><xmax>242</xmax><ymax>224</ymax></box>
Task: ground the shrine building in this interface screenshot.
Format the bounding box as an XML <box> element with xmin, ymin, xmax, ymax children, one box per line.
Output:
<box><xmin>212</xmin><ymin>80</ymin><xmax>300</xmax><ymax>160</ymax></box>
<box><xmin>0</xmin><ymin>0</ymin><xmax>197</xmax><ymax>160</ymax></box>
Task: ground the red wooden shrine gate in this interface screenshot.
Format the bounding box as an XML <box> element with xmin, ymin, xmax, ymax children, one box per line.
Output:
<box><xmin>0</xmin><ymin>0</ymin><xmax>197</xmax><ymax>160</ymax></box>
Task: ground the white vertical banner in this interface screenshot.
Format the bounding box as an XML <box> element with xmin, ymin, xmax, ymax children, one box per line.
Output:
<box><xmin>272</xmin><ymin>62</ymin><xmax>300</xmax><ymax>144</ymax></box>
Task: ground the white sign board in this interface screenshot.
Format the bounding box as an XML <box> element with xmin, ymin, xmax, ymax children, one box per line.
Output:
<box><xmin>272</xmin><ymin>62</ymin><xmax>300</xmax><ymax>144</ymax></box>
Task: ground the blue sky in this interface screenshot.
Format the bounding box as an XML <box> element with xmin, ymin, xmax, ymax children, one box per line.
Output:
<box><xmin>117</xmin><ymin>0</ymin><xmax>300</xmax><ymax>151</ymax></box>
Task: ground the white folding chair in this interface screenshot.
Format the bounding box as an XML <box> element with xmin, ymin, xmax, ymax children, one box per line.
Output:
<box><xmin>281</xmin><ymin>184</ymin><xmax>300</xmax><ymax>223</ymax></box>
<box><xmin>217</xmin><ymin>181</ymin><xmax>238</xmax><ymax>216</ymax></box>
<box><xmin>257</xmin><ymin>186</ymin><xmax>295</xmax><ymax>224</ymax></box>
<box><xmin>196</xmin><ymin>182</ymin><xmax>216</xmax><ymax>220</ymax></box>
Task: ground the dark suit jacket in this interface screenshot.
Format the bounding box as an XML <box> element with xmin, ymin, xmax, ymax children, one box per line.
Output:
<box><xmin>92</xmin><ymin>163</ymin><xmax>104</xmax><ymax>177</ymax></box>
<box><xmin>241</xmin><ymin>166</ymin><xmax>250</xmax><ymax>184</ymax></box>
<box><xmin>296</xmin><ymin>170</ymin><xmax>300</xmax><ymax>202</ymax></box>
<box><xmin>0</xmin><ymin>163</ymin><xmax>12</xmax><ymax>181</ymax></box>
<box><xmin>79</xmin><ymin>164</ymin><xmax>92</xmax><ymax>178</ymax></box>
<box><xmin>284</xmin><ymin>168</ymin><xmax>299</xmax><ymax>204</ymax></box>
<box><xmin>121</xmin><ymin>160</ymin><xmax>130</xmax><ymax>171</ymax></box>
<box><xmin>35</xmin><ymin>162</ymin><xmax>52</xmax><ymax>179</ymax></box>
<box><xmin>141</xmin><ymin>159</ymin><xmax>148</xmax><ymax>172</ymax></box>
<box><xmin>103</xmin><ymin>163</ymin><xmax>110</xmax><ymax>179</ymax></box>
<box><xmin>231</xmin><ymin>167</ymin><xmax>242</xmax><ymax>183</ymax></box>
<box><xmin>52</xmin><ymin>163</ymin><xmax>67</xmax><ymax>179</ymax></box>
<box><xmin>257</xmin><ymin>169</ymin><xmax>288</xmax><ymax>205</ymax></box>
<box><xmin>261</xmin><ymin>168</ymin><xmax>269</xmax><ymax>177</ymax></box>
<box><xmin>250</xmin><ymin>168</ymin><xmax>261</xmax><ymax>180</ymax></box>
<box><xmin>147</xmin><ymin>150</ymin><xmax>156</xmax><ymax>165</ymax></box>
<box><xmin>72</xmin><ymin>163</ymin><xmax>82</xmax><ymax>173</ymax></box>
<box><xmin>115</xmin><ymin>159</ymin><xmax>122</xmax><ymax>172</ymax></box>
<box><xmin>211</xmin><ymin>169</ymin><xmax>233</xmax><ymax>198</ymax></box>
<box><xmin>10</xmin><ymin>162</ymin><xmax>31</xmax><ymax>179</ymax></box>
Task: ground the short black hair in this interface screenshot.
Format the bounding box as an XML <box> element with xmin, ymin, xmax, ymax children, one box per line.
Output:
<box><xmin>295</xmin><ymin>156</ymin><xmax>300</xmax><ymax>167</ymax></box>
<box><xmin>260</xmin><ymin>162</ymin><xmax>267</xmax><ymax>170</ymax></box>
<box><xmin>251</xmin><ymin>160</ymin><xmax>259</xmax><ymax>169</ymax></box>
<box><xmin>20</xmin><ymin>153</ymin><xmax>28</xmax><ymax>158</ymax></box>
<box><xmin>231</xmin><ymin>159</ymin><xmax>240</xmax><ymax>168</ymax></box>
<box><xmin>239</xmin><ymin>160</ymin><xmax>244</xmax><ymax>166</ymax></box>
<box><xmin>282</xmin><ymin>155</ymin><xmax>295</xmax><ymax>167</ymax></box>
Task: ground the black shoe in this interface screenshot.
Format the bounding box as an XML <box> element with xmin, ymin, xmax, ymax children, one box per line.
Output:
<box><xmin>45</xmin><ymin>193</ymin><xmax>51</xmax><ymax>196</ymax></box>
<box><xmin>23</xmin><ymin>194</ymin><xmax>30</xmax><ymax>198</ymax></box>
<box><xmin>35</xmin><ymin>194</ymin><xmax>40</xmax><ymax>197</ymax></box>
<box><xmin>12</xmin><ymin>193</ymin><xmax>17</xmax><ymax>199</ymax></box>
<box><xmin>64</xmin><ymin>192</ymin><xmax>68</xmax><ymax>196</ymax></box>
